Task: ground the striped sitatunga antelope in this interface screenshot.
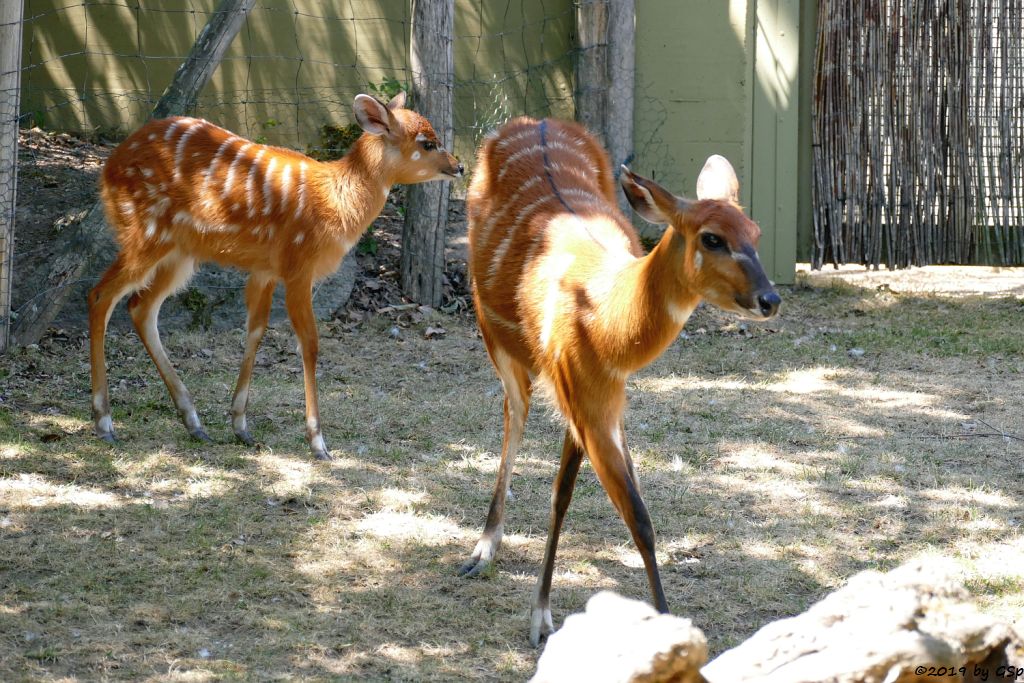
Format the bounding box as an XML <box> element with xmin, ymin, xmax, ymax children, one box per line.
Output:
<box><xmin>89</xmin><ymin>93</ymin><xmax>463</xmax><ymax>460</ymax></box>
<box><xmin>462</xmin><ymin>116</ymin><xmax>780</xmax><ymax>645</ymax></box>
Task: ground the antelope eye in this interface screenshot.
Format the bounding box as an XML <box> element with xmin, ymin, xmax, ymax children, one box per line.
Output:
<box><xmin>421</xmin><ymin>140</ymin><xmax>437</xmax><ymax>151</ymax></box>
<box><xmin>701</xmin><ymin>233</ymin><xmax>726</xmax><ymax>251</ymax></box>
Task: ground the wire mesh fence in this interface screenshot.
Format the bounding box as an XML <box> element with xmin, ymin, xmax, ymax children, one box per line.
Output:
<box><xmin>1</xmin><ymin>0</ymin><xmax>596</xmax><ymax>348</ymax></box>
<box><xmin>813</xmin><ymin>0</ymin><xmax>1024</xmax><ymax>269</ymax></box>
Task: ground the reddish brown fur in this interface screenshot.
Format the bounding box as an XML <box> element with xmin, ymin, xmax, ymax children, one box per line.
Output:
<box><xmin>89</xmin><ymin>95</ymin><xmax>461</xmax><ymax>459</ymax></box>
<box><xmin>462</xmin><ymin>116</ymin><xmax>779</xmax><ymax>645</ymax></box>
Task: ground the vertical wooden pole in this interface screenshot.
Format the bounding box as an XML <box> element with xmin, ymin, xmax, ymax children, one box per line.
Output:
<box><xmin>0</xmin><ymin>0</ymin><xmax>25</xmax><ymax>353</ymax></box>
<box><xmin>401</xmin><ymin>0</ymin><xmax>455</xmax><ymax>308</ymax></box>
<box><xmin>576</xmin><ymin>0</ymin><xmax>635</xmax><ymax>216</ymax></box>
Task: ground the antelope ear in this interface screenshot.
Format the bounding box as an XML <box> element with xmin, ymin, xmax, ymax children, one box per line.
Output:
<box><xmin>620</xmin><ymin>166</ymin><xmax>689</xmax><ymax>224</ymax></box>
<box><xmin>386</xmin><ymin>91</ymin><xmax>407</xmax><ymax>110</ymax></box>
<box><xmin>353</xmin><ymin>94</ymin><xmax>391</xmax><ymax>135</ymax></box>
<box><xmin>695</xmin><ymin>154</ymin><xmax>740</xmax><ymax>202</ymax></box>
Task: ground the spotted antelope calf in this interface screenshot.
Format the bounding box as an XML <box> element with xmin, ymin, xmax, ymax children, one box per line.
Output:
<box><xmin>462</xmin><ymin>116</ymin><xmax>781</xmax><ymax>644</ymax></box>
<box><xmin>89</xmin><ymin>93</ymin><xmax>463</xmax><ymax>460</ymax></box>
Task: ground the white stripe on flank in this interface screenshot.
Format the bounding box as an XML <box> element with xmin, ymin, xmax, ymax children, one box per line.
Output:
<box><xmin>496</xmin><ymin>144</ymin><xmax>543</xmax><ymax>183</ymax></box>
<box><xmin>560</xmin><ymin>187</ymin><xmax>604</xmax><ymax>206</ymax></box>
<box><xmin>512</xmin><ymin>193</ymin><xmax>556</xmax><ymax>229</ymax></box>
<box><xmin>222</xmin><ymin>143</ymin><xmax>252</xmax><ymax>199</ymax></box>
<box><xmin>202</xmin><ymin>136</ymin><xmax>237</xmax><ymax>191</ymax></box>
<box><xmin>246</xmin><ymin>149</ymin><xmax>268</xmax><ymax>217</ymax></box>
<box><xmin>496</xmin><ymin>128</ymin><xmax>536</xmax><ymax>150</ymax></box>
<box><xmin>294</xmin><ymin>162</ymin><xmax>308</xmax><ymax>219</ymax></box>
<box><xmin>484</xmin><ymin>193</ymin><xmax>556</xmax><ymax>285</ymax></box>
<box><xmin>173</xmin><ymin>123</ymin><xmax>202</xmax><ymax>179</ymax></box>
<box><xmin>263</xmin><ymin>157</ymin><xmax>277</xmax><ymax>215</ymax></box>
<box><xmin>163</xmin><ymin>119</ymin><xmax>186</xmax><ymax>141</ymax></box>
<box><xmin>279</xmin><ymin>164</ymin><xmax>292</xmax><ymax>212</ymax></box>
<box><xmin>144</xmin><ymin>217</ymin><xmax>157</xmax><ymax>240</ymax></box>
<box><xmin>480</xmin><ymin>301</ymin><xmax>519</xmax><ymax>331</ymax></box>
<box><xmin>475</xmin><ymin>175</ymin><xmax>544</xmax><ymax>244</ymax></box>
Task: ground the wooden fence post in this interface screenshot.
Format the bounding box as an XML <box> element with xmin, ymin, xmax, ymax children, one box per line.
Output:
<box><xmin>11</xmin><ymin>0</ymin><xmax>254</xmax><ymax>347</ymax></box>
<box><xmin>0</xmin><ymin>0</ymin><xmax>25</xmax><ymax>353</ymax></box>
<box><xmin>400</xmin><ymin>0</ymin><xmax>455</xmax><ymax>308</ymax></box>
<box><xmin>576</xmin><ymin>0</ymin><xmax>635</xmax><ymax>215</ymax></box>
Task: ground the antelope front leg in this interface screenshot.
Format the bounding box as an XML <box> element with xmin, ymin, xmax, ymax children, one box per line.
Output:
<box><xmin>530</xmin><ymin>429</ymin><xmax>584</xmax><ymax>646</ymax></box>
<box><xmin>585</xmin><ymin>424</ymin><xmax>669</xmax><ymax>614</ymax></box>
<box><xmin>284</xmin><ymin>280</ymin><xmax>330</xmax><ymax>460</ymax></box>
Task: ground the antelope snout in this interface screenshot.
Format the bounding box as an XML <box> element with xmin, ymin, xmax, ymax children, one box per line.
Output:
<box><xmin>756</xmin><ymin>290</ymin><xmax>781</xmax><ymax>319</ymax></box>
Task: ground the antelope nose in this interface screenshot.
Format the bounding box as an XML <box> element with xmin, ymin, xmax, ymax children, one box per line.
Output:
<box><xmin>758</xmin><ymin>291</ymin><xmax>781</xmax><ymax>318</ymax></box>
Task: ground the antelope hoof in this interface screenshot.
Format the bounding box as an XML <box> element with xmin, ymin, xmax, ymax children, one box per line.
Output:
<box><xmin>235</xmin><ymin>429</ymin><xmax>255</xmax><ymax>447</ymax></box>
<box><xmin>458</xmin><ymin>556</ymin><xmax>493</xmax><ymax>578</ymax></box>
<box><xmin>310</xmin><ymin>433</ymin><xmax>332</xmax><ymax>461</ymax></box>
<box><xmin>190</xmin><ymin>427</ymin><xmax>212</xmax><ymax>443</ymax></box>
<box><xmin>96</xmin><ymin>428</ymin><xmax>118</xmax><ymax>444</ymax></box>
<box><xmin>94</xmin><ymin>415</ymin><xmax>117</xmax><ymax>443</ymax></box>
<box><xmin>529</xmin><ymin>604</ymin><xmax>554</xmax><ymax>647</ymax></box>
<box><xmin>459</xmin><ymin>536</ymin><xmax>500</xmax><ymax>577</ymax></box>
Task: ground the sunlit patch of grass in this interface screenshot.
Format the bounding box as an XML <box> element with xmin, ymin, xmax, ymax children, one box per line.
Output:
<box><xmin>2</xmin><ymin>274</ymin><xmax>1023</xmax><ymax>678</ymax></box>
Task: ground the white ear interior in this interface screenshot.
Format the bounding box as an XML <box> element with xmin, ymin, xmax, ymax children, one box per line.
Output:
<box><xmin>353</xmin><ymin>94</ymin><xmax>390</xmax><ymax>135</ymax></box>
<box><xmin>620</xmin><ymin>168</ymin><xmax>670</xmax><ymax>224</ymax></box>
<box><xmin>696</xmin><ymin>154</ymin><xmax>740</xmax><ymax>202</ymax></box>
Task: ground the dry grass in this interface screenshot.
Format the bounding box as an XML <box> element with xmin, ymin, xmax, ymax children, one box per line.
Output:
<box><xmin>2</xmin><ymin>267</ymin><xmax>1023</xmax><ymax>681</ymax></box>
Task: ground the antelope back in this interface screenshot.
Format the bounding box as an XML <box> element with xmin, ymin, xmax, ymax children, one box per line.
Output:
<box><xmin>100</xmin><ymin>93</ymin><xmax>462</xmax><ymax>282</ymax></box>
<box><xmin>467</xmin><ymin>118</ymin><xmax>642</xmax><ymax>336</ymax></box>
<box><xmin>100</xmin><ymin>117</ymin><xmax>316</xmax><ymax>271</ymax></box>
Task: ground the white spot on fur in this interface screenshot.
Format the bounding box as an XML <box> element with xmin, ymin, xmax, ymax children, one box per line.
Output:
<box><xmin>141</xmin><ymin>167</ymin><xmax>154</xmax><ymax>179</ymax></box>
<box><xmin>538</xmin><ymin>252</ymin><xmax>576</xmax><ymax>350</ymax></box>
<box><xmin>411</xmin><ymin>151</ymin><xmax>421</xmax><ymax>161</ymax></box>
<box><xmin>694</xmin><ymin>251</ymin><xmax>703</xmax><ymax>270</ymax></box>
<box><xmin>417</xmin><ymin>169</ymin><xmax>428</xmax><ymax>177</ymax></box>
<box><xmin>667</xmin><ymin>301</ymin><xmax>696</xmax><ymax>326</ymax></box>
<box><xmin>144</xmin><ymin>218</ymin><xmax>157</xmax><ymax>240</ymax></box>
<box><xmin>293</xmin><ymin>232</ymin><xmax>305</xmax><ymax>245</ymax></box>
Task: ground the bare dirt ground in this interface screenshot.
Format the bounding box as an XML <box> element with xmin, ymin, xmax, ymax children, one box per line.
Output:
<box><xmin>1</xmin><ymin>130</ymin><xmax>1022</xmax><ymax>681</ymax></box>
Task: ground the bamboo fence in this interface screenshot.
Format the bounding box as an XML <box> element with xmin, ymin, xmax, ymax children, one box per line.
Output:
<box><xmin>813</xmin><ymin>0</ymin><xmax>1024</xmax><ymax>269</ymax></box>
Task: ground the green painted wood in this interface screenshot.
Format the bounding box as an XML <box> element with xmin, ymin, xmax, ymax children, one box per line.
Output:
<box><xmin>749</xmin><ymin>0</ymin><xmax>799</xmax><ymax>284</ymax></box>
